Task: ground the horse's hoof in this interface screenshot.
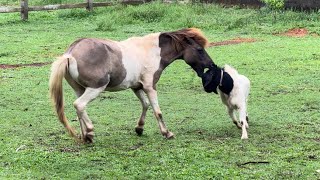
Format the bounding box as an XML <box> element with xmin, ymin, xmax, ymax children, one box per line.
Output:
<box><xmin>135</xmin><ymin>127</ymin><xmax>144</xmax><ymax>136</ymax></box>
<box><xmin>165</xmin><ymin>131</ymin><xmax>175</xmax><ymax>139</ymax></box>
<box><xmin>83</xmin><ymin>132</ymin><xmax>94</xmax><ymax>144</ymax></box>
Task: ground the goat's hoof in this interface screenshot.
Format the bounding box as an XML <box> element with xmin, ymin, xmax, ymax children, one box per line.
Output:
<box><xmin>135</xmin><ymin>127</ymin><xmax>144</xmax><ymax>136</ymax></box>
<box><xmin>165</xmin><ymin>131</ymin><xmax>175</xmax><ymax>139</ymax></box>
<box><xmin>241</xmin><ymin>136</ymin><xmax>248</xmax><ymax>140</ymax></box>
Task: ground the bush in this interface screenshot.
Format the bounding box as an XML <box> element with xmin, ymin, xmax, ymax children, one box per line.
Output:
<box><xmin>261</xmin><ymin>0</ymin><xmax>285</xmax><ymax>10</ymax></box>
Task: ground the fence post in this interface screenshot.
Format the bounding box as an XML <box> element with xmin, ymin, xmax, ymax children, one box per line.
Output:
<box><xmin>86</xmin><ymin>0</ymin><xmax>93</xmax><ymax>11</ymax></box>
<box><xmin>20</xmin><ymin>0</ymin><xmax>28</xmax><ymax>20</ymax></box>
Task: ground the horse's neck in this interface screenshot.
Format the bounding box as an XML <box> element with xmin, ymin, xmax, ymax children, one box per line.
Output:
<box><xmin>119</xmin><ymin>32</ymin><xmax>178</xmax><ymax>73</ymax></box>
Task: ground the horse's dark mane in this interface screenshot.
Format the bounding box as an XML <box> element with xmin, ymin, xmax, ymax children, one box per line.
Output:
<box><xmin>165</xmin><ymin>28</ymin><xmax>209</xmax><ymax>51</ymax></box>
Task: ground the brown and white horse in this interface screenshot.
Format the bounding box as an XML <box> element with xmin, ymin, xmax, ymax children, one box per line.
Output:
<box><xmin>49</xmin><ymin>28</ymin><xmax>214</xmax><ymax>143</ymax></box>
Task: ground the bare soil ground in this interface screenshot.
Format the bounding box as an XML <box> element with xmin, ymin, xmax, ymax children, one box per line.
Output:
<box><xmin>208</xmin><ymin>37</ymin><xmax>257</xmax><ymax>47</ymax></box>
<box><xmin>0</xmin><ymin>62</ymin><xmax>50</xmax><ymax>69</ymax></box>
<box><xmin>278</xmin><ymin>28</ymin><xmax>309</xmax><ymax>37</ymax></box>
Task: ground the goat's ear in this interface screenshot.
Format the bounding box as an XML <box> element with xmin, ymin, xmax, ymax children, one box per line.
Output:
<box><xmin>212</xmin><ymin>88</ymin><xmax>218</xmax><ymax>94</ymax></box>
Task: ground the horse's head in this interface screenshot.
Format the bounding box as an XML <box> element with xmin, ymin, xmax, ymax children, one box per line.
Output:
<box><xmin>159</xmin><ymin>28</ymin><xmax>214</xmax><ymax>77</ymax></box>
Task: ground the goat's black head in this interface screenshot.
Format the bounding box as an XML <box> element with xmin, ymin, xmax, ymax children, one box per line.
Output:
<box><xmin>201</xmin><ymin>64</ymin><xmax>221</xmax><ymax>94</ymax></box>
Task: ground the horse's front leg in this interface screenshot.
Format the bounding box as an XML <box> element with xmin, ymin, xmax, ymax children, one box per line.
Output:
<box><xmin>132</xmin><ymin>89</ymin><xmax>150</xmax><ymax>136</ymax></box>
<box><xmin>144</xmin><ymin>87</ymin><xmax>174</xmax><ymax>139</ymax></box>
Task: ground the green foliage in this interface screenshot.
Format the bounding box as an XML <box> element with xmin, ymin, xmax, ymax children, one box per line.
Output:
<box><xmin>92</xmin><ymin>2</ymin><xmax>320</xmax><ymax>34</ymax></box>
<box><xmin>127</xmin><ymin>2</ymin><xmax>168</xmax><ymax>23</ymax></box>
<box><xmin>0</xmin><ymin>0</ymin><xmax>18</xmax><ymax>6</ymax></box>
<box><xmin>58</xmin><ymin>9</ymin><xmax>96</xmax><ymax>19</ymax></box>
<box><xmin>261</xmin><ymin>0</ymin><xmax>285</xmax><ymax>10</ymax></box>
<box><xmin>0</xmin><ymin>3</ymin><xmax>320</xmax><ymax>179</ymax></box>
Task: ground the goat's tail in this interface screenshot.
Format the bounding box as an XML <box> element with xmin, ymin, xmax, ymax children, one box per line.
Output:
<box><xmin>49</xmin><ymin>56</ymin><xmax>78</xmax><ymax>139</ymax></box>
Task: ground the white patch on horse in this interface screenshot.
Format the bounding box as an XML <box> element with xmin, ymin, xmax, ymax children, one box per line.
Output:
<box><xmin>106</xmin><ymin>33</ymin><xmax>162</xmax><ymax>91</ymax></box>
<box><xmin>65</xmin><ymin>55</ymin><xmax>79</xmax><ymax>80</ymax></box>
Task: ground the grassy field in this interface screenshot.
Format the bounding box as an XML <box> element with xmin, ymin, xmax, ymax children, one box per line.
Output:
<box><xmin>0</xmin><ymin>2</ymin><xmax>320</xmax><ymax>179</ymax></box>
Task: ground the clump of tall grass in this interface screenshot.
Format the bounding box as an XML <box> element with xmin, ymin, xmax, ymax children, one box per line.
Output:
<box><xmin>58</xmin><ymin>9</ymin><xmax>96</xmax><ymax>19</ymax></box>
<box><xmin>127</xmin><ymin>2</ymin><xmax>168</xmax><ymax>23</ymax></box>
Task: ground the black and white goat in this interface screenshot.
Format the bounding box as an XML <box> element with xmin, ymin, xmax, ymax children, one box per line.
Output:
<box><xmin>202</xmin><ymin>64</ymin><xmax>250</xmax><ymax>139</ymax></box>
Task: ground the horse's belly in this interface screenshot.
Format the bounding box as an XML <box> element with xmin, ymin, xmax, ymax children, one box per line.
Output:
<box><xmin>105</xmin><ymin>83</ymin><xmax>141</xmax><ymax>91</ymax></box>
<box><xmin>105</xmin><ymin>76</ymin><xmax>141</xmax><ymax>91</ymax></box>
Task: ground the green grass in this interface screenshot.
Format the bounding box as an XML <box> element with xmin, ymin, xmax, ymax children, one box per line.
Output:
<box><xmin>0</xmin><ymin>2</ymin><xmax>320</xmax><ymax>179</ymax></box>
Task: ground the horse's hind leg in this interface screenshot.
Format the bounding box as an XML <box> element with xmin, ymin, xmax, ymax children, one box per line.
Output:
<box><xmin>73</xmin><ymin>86</ymin><xmax>106</xmax><ymax>143</ymax></box>
<box><xmin>65</xmin><ymin>73</ymin><xmax>86</xmax><ymax>138</ymax></box>
<box><xmin>132</xmin><ymin>89</ymin><xmax>149</xmax><ymax>136</ymax></box>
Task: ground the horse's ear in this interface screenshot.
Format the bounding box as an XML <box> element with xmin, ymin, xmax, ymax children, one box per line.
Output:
<box><xmin>159</xmin><ymin>33</ymin><xmax>172</xmax><ymax>47</ymax></box>
<box><xmin>185</xmin><ymin>37</ymin><xmax>196</xmax><ymax>46</ymax></box>
<box><xmin>159</xmin><ymin>33</ymin><xmax>184</xmax><ymax>54</ymax></box>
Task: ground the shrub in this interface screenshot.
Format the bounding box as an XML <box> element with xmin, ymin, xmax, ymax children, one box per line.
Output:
<box><xmin>261</xmin><ymin>0</ymin><xmax>285</xmax><ymax>10</ymax></box>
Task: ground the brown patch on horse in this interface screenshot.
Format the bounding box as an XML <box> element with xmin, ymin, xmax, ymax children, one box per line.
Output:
<box><xmin>67</xmin><ymin>38</ymin><xmax>126</xmax><ymax>88</ymax></box>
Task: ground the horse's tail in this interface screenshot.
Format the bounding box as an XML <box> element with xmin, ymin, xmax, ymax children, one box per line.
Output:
<box><xmin>49</xmin><ymin>55</ymin><xmax>77</xmax><ymax>139</ymax></box>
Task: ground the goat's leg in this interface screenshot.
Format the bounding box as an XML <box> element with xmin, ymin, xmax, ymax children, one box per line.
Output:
<box><xmin>227</xmin><ymin>108</ymin><xmax>241</xmax><ymax>129</ymax></box>
<box><xmin>144</xmin><ymin>87</ymin><xmax>174</xmax><ymax>139</ymax></box>
<box><xmin>132</xmin><ymin>89</ymin><xmax>150</xmax><ymax>136</ymax></box>
<box><xmin>246</xmin><ymin>114</ymin><xmax>249</xmax><ymax>124</ymax></box>
<box><xmin>239</xmin><ymin>106</ymin><xmax>249</xmax><ymax>139</ymax></box>
<box><xmin>73</xmin><ymin>86</ymin><xmax>106</xmax><ymax>143</ymax></box>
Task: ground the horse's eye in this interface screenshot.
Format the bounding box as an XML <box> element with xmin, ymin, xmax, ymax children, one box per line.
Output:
<box><xmin>196</xmin><ymin>47</ymin><xmax>202</xmax><ymax>51</ymax></box>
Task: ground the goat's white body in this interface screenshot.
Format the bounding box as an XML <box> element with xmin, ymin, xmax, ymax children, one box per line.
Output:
<box><xmin>218</xmin><ymin>64</ymin><xmax>250</xmax><ymax>139</ymax></box>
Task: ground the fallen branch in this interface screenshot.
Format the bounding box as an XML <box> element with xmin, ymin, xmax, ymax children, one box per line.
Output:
<box><xmin>16</xmin><ymin>145</ymin><xmax>26</xmax><ymax>152</ymax></box>
<box><xmin>237</xmin><ymin>161</ymin><xmax>270</xmax><ymax>167</ymax></box>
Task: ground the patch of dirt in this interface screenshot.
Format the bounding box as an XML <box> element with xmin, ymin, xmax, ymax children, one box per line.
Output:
<box><xmin>0</xmin><ymin>62</ymin><xmax>50</xmax><ymax>69</ymax></box>
<box><xmin>208</xmin><ymin>37</ymin><xmax>257</xmax><ymax>47</ymax></box>
<box><xmin>278</xmin><ymin>28</ymin><xmax>309</xmax><ymax>37</ymax></box>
